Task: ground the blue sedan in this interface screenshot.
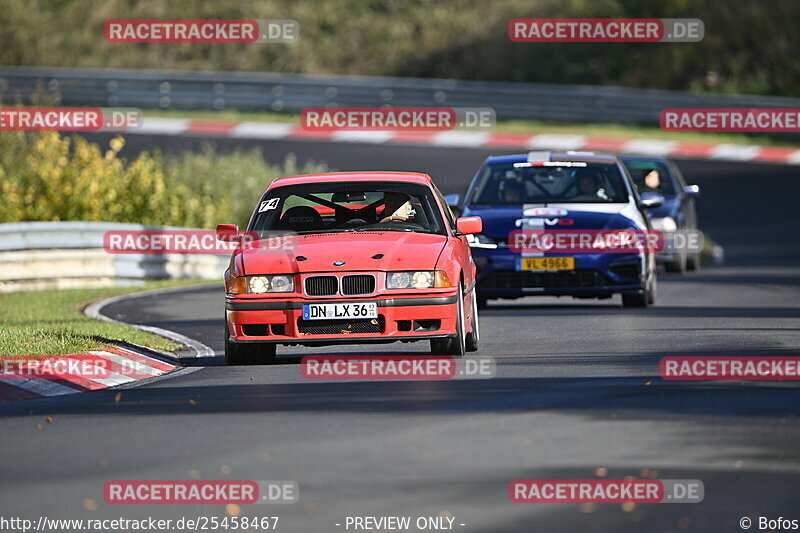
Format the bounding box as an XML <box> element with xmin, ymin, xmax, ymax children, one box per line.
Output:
<box><xmin>620</xmin><ymin>156</ymin><xmax>701</xmax><ymax>273</ymax></box>
<box><xmin>447</xmin><ymin>152</ymin><xmax>663</xmax><ymax>308</ymax></box>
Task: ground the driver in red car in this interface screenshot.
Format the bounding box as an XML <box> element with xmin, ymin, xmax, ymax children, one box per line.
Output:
<box><xmin>380</xmin><ymin>192</ymin><xmax>415</xmax><ymax>222</ymax></box>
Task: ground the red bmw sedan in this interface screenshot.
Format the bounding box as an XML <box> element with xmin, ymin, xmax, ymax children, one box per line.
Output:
<box><xmin>218</xmin><ymin>172</ymin><xmax>482</xmax><ymax>364</ymax></box>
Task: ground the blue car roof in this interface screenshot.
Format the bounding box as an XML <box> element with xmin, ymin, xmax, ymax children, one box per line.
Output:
<box><xmin>484</xmin><ymin>152</ymin><xmax>620</xmax><ymax>165</ymax></box>
<box><xmin>620</xmin><ymin>155</ymin><xmax>670</xmax><ymax>165</ymax></box>
<box><xmin>484</xmin><ymin>154</ymin><xmax>529</xmax><ymax>164</ymax></box>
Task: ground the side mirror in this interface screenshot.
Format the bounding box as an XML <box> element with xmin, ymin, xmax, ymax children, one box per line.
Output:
<box><xmin>216</xmin><ymin>223</ymin><xmax>239</xmax><ymax>242</ymax></box>
<box><xmin>683</xmin><ymin>184</ymin><xmax>701</xmax><ymax>197</ymax></box>
<box><xmin>444</xmin><ymin>193</ymin><xmax>460</xmax><ymax>208</ymax></box>
<box><xmin>455</xmin><ymin>216</ymin><xmax>482</xmax><ymax>236</ymax></box>
<box><xmin>638</xmin><ymin>192</ymin><xmax>665</xmax><ymax>209</ymax></box>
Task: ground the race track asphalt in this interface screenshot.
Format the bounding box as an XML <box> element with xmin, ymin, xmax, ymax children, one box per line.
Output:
<box><xmin>1</xmin><ymin>134</ymin><xmax>798</xmax><ymax>533</ymax></box>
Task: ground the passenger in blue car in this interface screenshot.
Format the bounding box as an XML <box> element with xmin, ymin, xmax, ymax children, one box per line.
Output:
<box><xmin>573</xmin><ymin>169</ymin><xmax>610</xmax><ymax>202</ymax></box>
<box><xmin>501</xmin><ymin>180</ymin><xmax>524</xmax><ymax>204</ymax></box>
<box><xmin>637</xmin><ymin>168</ymin><xmax>662</xmax><ymax>194</ymax></box>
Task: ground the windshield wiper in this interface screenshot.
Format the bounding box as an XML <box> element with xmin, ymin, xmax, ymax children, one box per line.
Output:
<box><xmin>344</xmin><ymin>227</ymin><xmax>431</xmax><ymax>233</ymax></box>
<box><xmin>291</xmin><ymin>229</ymin><xmax>353</xmax><ymax>235</ymax></box>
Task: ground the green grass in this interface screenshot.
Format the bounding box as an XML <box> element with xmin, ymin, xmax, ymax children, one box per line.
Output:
<box><xmin>0</xmin><ymin>280</ymin><xmax>218</xmax><ymax>358</ymax></box>
<box><xmin>145</xmin><ymin>109</ymin><xmax>800</xmax><ymax>148</ymax></box>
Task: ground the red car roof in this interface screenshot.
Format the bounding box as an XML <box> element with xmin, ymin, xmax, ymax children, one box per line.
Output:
<box><xmin>269</xmin><ymin>171</ymin><xmax>433</xmax><ymax>188</ymax></box>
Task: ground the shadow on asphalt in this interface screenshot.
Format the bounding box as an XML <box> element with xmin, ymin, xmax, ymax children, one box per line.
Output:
<box><xmin>658</xmin><ymin>270</ymin><xmax>800</xmax><ymax>287</ymax></box>
<box><xmin>477</xmin><ymin>466</ymin><xmax>800</xmax><ymax>533</ymax></box>
<box><xmin>3</xmin><ymin>370</ymin><xmax>799</xmax><ymax>420</ymax></box>
<box><xmin>484</xmin><ymin>305</ymin><xmax>800</xmax><ymax>318</ymax></box>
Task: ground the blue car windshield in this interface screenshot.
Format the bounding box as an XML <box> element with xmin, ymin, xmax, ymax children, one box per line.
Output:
<box><xmin>622</xmin><ymin>160</ymin><xmax>677</xmax><ymax>196</ymax></box>
<box><xmin>469</xmin><ymin>162</ymin><xmax>630</xmax><ymax>205</ymax></box>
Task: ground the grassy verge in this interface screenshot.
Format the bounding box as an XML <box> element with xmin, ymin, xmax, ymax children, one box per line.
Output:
<box><xmin>0</xmin><ymin>279</ymin><xmax>217</xmax><ymax>358</ymax></box>
<box><xmin>146</xmin><ymin>109</ymin><xmax>800</xmax><ymax>148</ymax></box>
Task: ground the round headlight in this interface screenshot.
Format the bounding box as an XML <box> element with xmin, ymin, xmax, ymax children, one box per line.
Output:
<box><xmin>412</xmin><ymin>271</ymin><xmax>433</xmax><ymax>288</ymax></box>
<box><xmin>661</xmin><ymin>217</ymin><xmax>678</xmax><ymax>232</ymax></box>
<box><xmin>270</xmin><ymin>275</ymin><xmax>293</xmax><ymax>292</ymax></box>
<box><xmin>388</xmin><ymin>272</ymin><xmax>411</xmax><ymax>289</ymax></box>
<box><xmin>248</xmin><ymin>276</ymin><xmax>270</xmax><ymax>293</ymax></box>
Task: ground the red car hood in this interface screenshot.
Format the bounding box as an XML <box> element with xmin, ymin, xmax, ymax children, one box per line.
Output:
<box><xmin>240</xmin><ymin>231</ymin><xmax>448</xmax><ymax>274</ymax></box>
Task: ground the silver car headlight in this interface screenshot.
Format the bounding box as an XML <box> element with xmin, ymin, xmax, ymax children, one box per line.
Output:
<box><xmin>247</xmin><ymin>275</ymin><xmax>294</xmax><ymax>293</ymax></box>
<box><xmin>386</xmin><ymin>271</ymin><xmax>435</xmax><ymax>289</ymax></box>
<box><xmin>651</xmin><ymin>217</ymin><xmax>677</xmax><ymax>232</ymax></box>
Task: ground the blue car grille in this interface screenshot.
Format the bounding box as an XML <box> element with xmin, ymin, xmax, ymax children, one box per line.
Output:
<box><xmin>482</xmin><ymin>270</ymin><xmax>612</xmax><ymax>289</ymax></box>
<box><xmin>608</xmin><ymin>263</ymin><xmax>640</xmax><ymax>279</ymax></box>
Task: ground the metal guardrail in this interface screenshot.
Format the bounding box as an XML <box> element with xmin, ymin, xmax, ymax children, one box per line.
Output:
<box><xmin>2</xmin><ymin>66</ymin><xmax>800</xmax><ymax>124</ymax></box>
<box><xmin>0</xmin><ymin>222</ymin><xmax>227</xmax><ymax>292</ymax></box>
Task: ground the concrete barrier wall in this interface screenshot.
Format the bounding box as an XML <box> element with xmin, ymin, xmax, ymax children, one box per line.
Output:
<box><xmin>4</xmin><ymin>65</ymin><xmax>800</xmax><ymax>126</ymax></box>
<box><xmin>0</xmin><ymin>222</ymin><xmax>228</xmax><ymax>292</ymax></box>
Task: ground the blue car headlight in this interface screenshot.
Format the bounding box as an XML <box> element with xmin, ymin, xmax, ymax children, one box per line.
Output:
<box><xmin>651</xmin><ymin>216</ymin><xmax>677</xmax><ymax>232</ymax></box>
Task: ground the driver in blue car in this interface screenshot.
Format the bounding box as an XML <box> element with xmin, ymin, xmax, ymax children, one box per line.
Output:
<box><xmin>573</xmin><ymin>169</ymin><xmax>608</xmax><ymax>201</ymax></box>
<box><xmin>637</xmin><ymin>168</ymin><xmax>662</xmax><ymax>194</ymax></box>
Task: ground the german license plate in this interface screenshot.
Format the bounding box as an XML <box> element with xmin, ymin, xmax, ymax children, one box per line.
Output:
<box><xmin>302</xmin><ymin>302</ymin><xmax>378</xmax><ymax>320</ymax></box>
<box><xmin>521</xmin><ymin>257</ymin><xmax>575</xmax><ymax>271</ymax></box>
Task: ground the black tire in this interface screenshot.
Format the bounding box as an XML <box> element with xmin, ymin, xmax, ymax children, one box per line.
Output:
<box><xmin>429</xmin><ymin>338</ymin><xmax>449</xmax><ymax>355</ymax></box>
<box><xmin>647</xmin><ymin>274</ymin><xmax>657</xmax><ymax>305</ymax></box>
<box><xmin>224</xmin><ymin>325</ymin><xmax>277</xmax><ymax>365</ymax></box>
<box><xmin>430</xmin><ymin>282</ymin><xmax>467</xmax><ymax>357</ymax></box>
<box><xmin>623</xmin><ymin>271</ymin><xmax>655</xmax><ymax>308</ymax></box>
<box><xmin>686</xmin><ymin>252</ymin><xmax>701</xmax><ymax>271</ymax></box>
<box><xmin>476</xmin><ymin>294</ymin><xmax>489</xmax><ymax>309</ymax></box>
<box><xmin>622</xmin><ymin>285</ymin><xmax>648</xmax><ymax>309</ymax></box>
<box><xmin>622</xmin><ymin>292</ymin><xmax>648</xmax><ymax>308</ymax></box>
<box><xmin>465</xmin><ymin>290</ymin><xmax>480</xmax><ymax>352</ymax></box>
<box><xmin>664</xmin><ymin>251</ymin><xmax>687</xmax><ymax>274</ymax></box>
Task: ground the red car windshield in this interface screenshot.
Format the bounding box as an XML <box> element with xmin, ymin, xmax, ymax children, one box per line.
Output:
<box><xmin>249</xmin><ymin>181</ymin><xmax>447</xmax><ymax>236</ymax></box>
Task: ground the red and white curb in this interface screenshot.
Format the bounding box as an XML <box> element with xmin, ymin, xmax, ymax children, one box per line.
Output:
<box><xmin>0</xmin><ymin>285</ymin><xmax>216</xmax><ymax>403</ymax></box>
<box><xmin>82</xmin><ymin>286</ymin><xmax>215</xmax><ymax>359</ymax></box>
<box><xmin>129</xmin><ymin>117</ymin><xmax>800</xmax><ymax>165</ymax></box>
<box><xmin>0</xmin><ymin>346</ymin><xmax>177</xmax><ymax>402</ymax></box>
